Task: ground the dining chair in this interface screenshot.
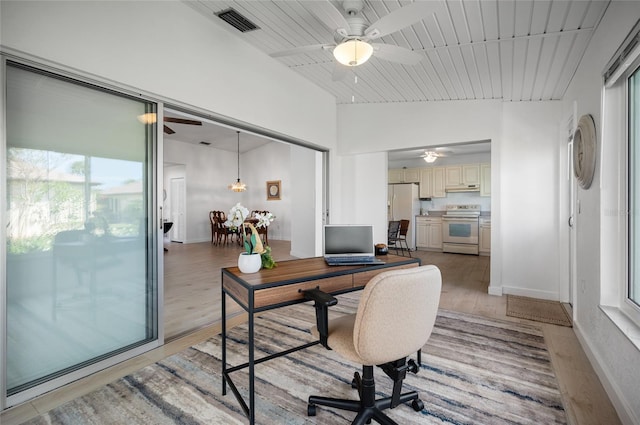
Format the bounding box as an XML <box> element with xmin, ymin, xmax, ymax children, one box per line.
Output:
<box><xmin>212</xmin><ymin>211</ymin><xmax>233</xmax><ymax>245</ymax></box>
<box><xmin>387</xmin><ymin>220</ymin><xmax>401</xmax><ymax>255</ymax></box>
<box><xmin>397</xmin><ymin>219</ymin><xmax>411</xmax><ymax>257</ymax></box>
<box><xmin>209</xmin><ymin>211</ymin><xmax>217</xmax><ymax>244</ymax></box>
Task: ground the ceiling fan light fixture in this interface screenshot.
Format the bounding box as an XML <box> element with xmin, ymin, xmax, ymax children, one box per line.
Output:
<box><xmin>229</xmin><ymin>130</ymin><xmax>247</xmax><ymax>192</ymax></box>
<box><xmin>423</xmin><ymin>152</ymin><xmax>437</xmax><ymax>163</ymax></box>
<box><xmin>333</xmin><ymin>39</ymin><xmax>373</xmax><ymax>66</ymax></box>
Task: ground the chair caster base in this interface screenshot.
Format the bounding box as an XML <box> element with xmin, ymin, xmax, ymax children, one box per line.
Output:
<box><xmin>412</xmin><ymin>398</ymin><xmax>424</xmax><ymax>411</ymax></box>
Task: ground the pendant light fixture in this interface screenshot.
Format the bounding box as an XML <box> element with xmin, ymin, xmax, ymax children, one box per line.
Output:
<box><xmin>228</xmin><ymin>130</ymin><xmax>247</xmax><ymax>192</ymax></box>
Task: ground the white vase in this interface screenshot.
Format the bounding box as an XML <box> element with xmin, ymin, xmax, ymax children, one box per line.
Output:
<box><xmin>238</xmin><ymin>253</ymin><xmax>261</xmax><ymax>274</ymax></box>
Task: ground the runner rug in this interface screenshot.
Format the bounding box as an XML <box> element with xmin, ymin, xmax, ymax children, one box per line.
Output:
<box><xmin>24</xmin><ymin>294</ymin><xmax>567</xmax><ymax>425</ymax></box>
<box><xmin>506</xmin><ymin>294</ymin><xmax>573</xmax><ymax>327</ymax></box>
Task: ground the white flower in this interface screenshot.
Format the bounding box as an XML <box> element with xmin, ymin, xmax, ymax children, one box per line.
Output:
<box><xmin>225</xmin><ymin>203</ymin><xmax>249</xmax><ymax>229</ymax></box>
<box><xmin>254</xmin><ymin>212</ymin><xmax>275</xmax><ymax>228</ymax></box>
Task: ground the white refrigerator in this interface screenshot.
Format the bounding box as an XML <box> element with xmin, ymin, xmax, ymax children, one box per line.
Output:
<box><xmin>387</xmin><ymin>183</ymin><xmax>421</xmax><ymax>250</ymax></box>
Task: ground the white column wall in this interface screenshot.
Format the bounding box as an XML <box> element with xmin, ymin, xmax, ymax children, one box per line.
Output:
<box><xmin>499</xmin><ymin>101</ymin><xmax>562</xmax><ymax>298</ymax></box>
<box><xmin>336</xmin><ymin>99</ymin><xmax>562</xmax><ymax>298</ymax></box>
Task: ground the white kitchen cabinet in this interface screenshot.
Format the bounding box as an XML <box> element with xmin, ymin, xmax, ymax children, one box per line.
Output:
<box><xmin>389</xmin><ymin>168</ymin><xmax>420</xmax><ymax>183</ymax></box>
<box><xmin>416</xmin><ymin>216</ymin><xmax>442</xmax><ymax>250</ymax></box>
<box><xmin>419</xmin><ymin>168</ymin><xmax>432</xmax><ymax>198</ymax></box>
<box><xmin>419</xmin><ymin>167</ymin><xmax>445</xmax><ymax>198</ymax></box>
<box><xmin>480</xmin><ymin>163</ymin><xmax>491</xmax><ymax>197</ymax></box>
<box><xmin>403</xmin><ymin>168</ymin><xmax>420</xmax><ymax>183</ymax></box>
<box><xmin>445</xmin><ymin>164</ymin><xmax>480</xmax><ymax>189</ymax></box>
<box><xmin>388</xmin><ymin>169</ymin><xmax>404</xmax><ymax>183</ymax></box>
<box><xmin>433</xmin><ymin>167</ymin><xmax>446</xmax><ymax>197</ymax></box>
<box><xmin>479</xmin><ymin>216</ymin><xmax>491</xmax><ymax>255</ymax></box>
<box><xmin>445</xmin><ymin>166</ymin><xmax>463</xmax><ymax>187</ymax></box>
<box><xmin>462</xmin><ymin>164</ymin><xmax>480</xmax><ymax>186</ymax></box>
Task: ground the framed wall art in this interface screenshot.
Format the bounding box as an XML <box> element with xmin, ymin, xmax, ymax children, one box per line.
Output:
<box><xmin>266</xmin><ymin>180</ymin><xmax>281</xmax><ymax>200</ymax></box>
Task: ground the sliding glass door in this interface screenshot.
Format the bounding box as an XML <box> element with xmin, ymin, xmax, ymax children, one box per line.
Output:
<box><xmin>3</xmin><ymin>62</ymin><xmax>160</xmax><ymax>404</ymax></box>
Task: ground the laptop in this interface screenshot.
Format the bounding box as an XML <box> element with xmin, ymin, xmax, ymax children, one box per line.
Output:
<box><xmin>323</xmin><ymin>224</ymin><xmax>385</xmax><ymax>266</ymax></box>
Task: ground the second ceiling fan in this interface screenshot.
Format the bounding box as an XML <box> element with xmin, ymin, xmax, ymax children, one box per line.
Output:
<box><xmin>163</xmin><ymin>116</ymin><xmax>202</xmax><ymax>135</ymax></box>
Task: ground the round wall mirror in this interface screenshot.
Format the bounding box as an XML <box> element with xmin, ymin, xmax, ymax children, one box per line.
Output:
<box><xmin>573</xmin><ymin>114</ymin><xmax>597</xmax><ymax>190</ymax></box>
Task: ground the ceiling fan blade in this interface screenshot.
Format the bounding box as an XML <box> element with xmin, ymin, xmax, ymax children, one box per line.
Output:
<box><xmin>163</xmin><ymin>125</ymin><xmax>175</xmax><ymax>135</ymax></box>
<box><xmin>332</xmin><ymin>63</ymin><xmax>349</xmax><ymax>81</ymax></box>
<box><xmin>164</xmin><ymin>117</ymin><xmax>202</xmax><ymax>126</ymax></box>
<box><xmin>364</xmin><ymin>2</ymin><xmax>437</xmax><ymax>40</ymax></box>
<box><xmin>304</xmin><ymin>1</ymin><xmax>350</xmax><ymax>35</ymax></box>
<box><xmin>372</xmin><ymin>43</ymin><xmax>423</xmax><ymax>65</ymax></box>
<box><xmin>270</xmin><ymin>43</ymin><xmax>334</xmax><ymax>58</ymax></box>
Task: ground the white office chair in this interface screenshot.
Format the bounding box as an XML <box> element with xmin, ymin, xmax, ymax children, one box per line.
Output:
<box><xmin>303</xmin><ymin>265</ymin><xmax>442</xmax><ymax>425</ymax></box>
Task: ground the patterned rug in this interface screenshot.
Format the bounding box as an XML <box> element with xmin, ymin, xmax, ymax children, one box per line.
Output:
<box><xmin>506</xmin><ymin>295</ymin><xmax>573</xmax><ymax>327</ymax></box>
<box><xmin>24</xmin><ymin>294</ymin><xmax>567</xmax><ymax>424</ymax></box>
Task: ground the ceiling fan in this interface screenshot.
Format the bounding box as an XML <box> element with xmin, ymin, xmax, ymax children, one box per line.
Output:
<box><xmin>163</xmin><ymin>117</ymin><xmax>202</xmax><ymax>135</ymax></box>
<box><xmin>270</xmin><ymin>0</ymin><xmax>436</xmax><ymax>81</ymax></box>
<box><xmin>421</xmin><ymin>148</ymin><xmax>451</xmax><ymax>163</ymax></box>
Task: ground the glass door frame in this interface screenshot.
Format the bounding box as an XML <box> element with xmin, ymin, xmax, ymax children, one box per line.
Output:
<box><xmin>0</xmin><ymin>54</ymin><xmax>165</xmax><ymax>409</ymax></box>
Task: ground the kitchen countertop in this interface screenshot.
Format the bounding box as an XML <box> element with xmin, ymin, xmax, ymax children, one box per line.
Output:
<box><xmin>416</xmin><ymin>211</ymin><xmax>491</xmax><ymax>218</ymax></box>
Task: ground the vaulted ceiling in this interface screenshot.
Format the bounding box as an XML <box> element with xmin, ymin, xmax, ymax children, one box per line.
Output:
<box><xmin>191</xmin><ymin>0</ymin><xmax>610</xmax><ymax>105</ymax></box>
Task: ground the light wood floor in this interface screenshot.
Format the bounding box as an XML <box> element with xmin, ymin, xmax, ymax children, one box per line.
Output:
<box><xmin>1</xmin><ymin>242</ymin><xmax>621</xmax><ymax>425</ymax></box>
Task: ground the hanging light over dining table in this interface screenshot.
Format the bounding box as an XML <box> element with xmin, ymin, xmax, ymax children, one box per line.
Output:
<box><xmin>229</xmin><ymin>130</ymin><xmax>247</xmax><ymax>192</ymax></box>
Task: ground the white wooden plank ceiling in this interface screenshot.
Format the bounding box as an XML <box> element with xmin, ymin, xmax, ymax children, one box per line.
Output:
<box><xmin>191</xmin><ymin>0</ymin><xmax>610</xmax><ymax>104</ymax></box>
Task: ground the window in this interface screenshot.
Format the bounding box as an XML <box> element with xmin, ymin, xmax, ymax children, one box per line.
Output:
<box><xmin>4</xmin><ymin>61</ymin><xmax>160</xmax><ymax>403</ymax></box>
<box><xmin>630</xmin><ymin>66</ymin><xmax>640</xmax><ymax>308</ymax></box>
<box><xmin>601</xmin><ymin>20</ymin><xmax>640</xmax><ymax>333</ymax></box>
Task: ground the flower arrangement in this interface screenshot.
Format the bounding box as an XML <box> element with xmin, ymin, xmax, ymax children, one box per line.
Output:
<box><xmin>225</xmin><ymin>203</ymin><xmax>276</xmax><ymax>269</ymax></box>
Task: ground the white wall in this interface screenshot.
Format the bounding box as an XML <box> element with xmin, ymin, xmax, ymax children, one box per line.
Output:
<box><xmin>0</xmin><ymin>1</ymin><xmax>337</xmax><ymax>151</ymax></box>
<box><xmin>243</xmin><ymin>142</ymin><xmax>292</xmax><ymax>242</ymax></box>
<box><xmin>561</xmin><ymin>2</ymin><xmax>640</xmax><ymax>423</ymax></box>
<box><xmin>163</xmin><ymin>139</ymin><xmax>302</xmax><ymax>245</ymax></box>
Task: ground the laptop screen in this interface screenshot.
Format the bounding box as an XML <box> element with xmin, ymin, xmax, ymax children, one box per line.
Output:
<box><xmin>323</xmin><ymin>225</ymin><xmax>374</xmax><ymax>258</ymax></box>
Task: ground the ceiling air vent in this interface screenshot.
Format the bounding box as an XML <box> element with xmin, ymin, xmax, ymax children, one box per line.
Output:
<box><xmin>216</xmin><ymin>8</ymin><xmax>259</xmax><ymax>33</ymax></box>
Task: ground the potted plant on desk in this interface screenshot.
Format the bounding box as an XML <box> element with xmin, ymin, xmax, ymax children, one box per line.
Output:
<box><xmin>225</xmin><ymin>203</ymin><xmax>276</xmax><ymax>273</ymax></box>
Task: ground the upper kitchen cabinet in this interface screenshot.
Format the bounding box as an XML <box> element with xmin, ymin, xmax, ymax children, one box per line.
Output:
<box><xmin>389</xmin><ymin>167</ymin><xmax>420</xmax><ymax>183</ymax></box>
<box><xmin>445</xmin><ymin>164</ymin><xmax>480</xmax><ymax>190</ymax></box>
<box><xmin>480</xmin><ymin>163</ymin><xmax>491</xmax><ymax>197</ymax></box>
<box><xmin>419</xmin><ymin>167</ymin><xmax>445</xmax><ymax>198</ymax></box>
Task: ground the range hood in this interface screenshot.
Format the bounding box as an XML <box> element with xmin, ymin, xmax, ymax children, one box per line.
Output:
<box><xmin>445</xmin><ymin>185</ymin><xmax>480</xmax><ymax>193</ymax></box>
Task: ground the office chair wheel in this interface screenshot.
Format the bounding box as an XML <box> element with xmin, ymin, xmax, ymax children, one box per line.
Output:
<box><xmin>412</xmin><ymin>398</ymin><xmax>424</xmax><ymax>411</ymax></box>
<box><xmin>307</xmin><ymin>404</ymin><xmax>317</xmax><ymax>416</ymax></box>
<box><xmin>351</xmin><ymin>371</ymin><xmax>361</xmax><ymax>389</ymax></box>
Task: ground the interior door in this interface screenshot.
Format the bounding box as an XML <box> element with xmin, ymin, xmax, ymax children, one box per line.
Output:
<box><xmin>170</xmin><ymin>177</ymin><xmax>185</xmax><ymax>242</ymax></box>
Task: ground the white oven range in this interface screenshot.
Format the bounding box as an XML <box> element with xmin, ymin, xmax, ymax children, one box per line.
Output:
<box><xmin>442</xmin><ymin>204</ymin><xmax>481</xmax><ymax>255</ymax></box>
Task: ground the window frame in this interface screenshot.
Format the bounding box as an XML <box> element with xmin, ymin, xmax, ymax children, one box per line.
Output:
<box><xmin>625</xmin><ymin>60</ymin><xmax>640</xmax><ymax>321</ymax></box>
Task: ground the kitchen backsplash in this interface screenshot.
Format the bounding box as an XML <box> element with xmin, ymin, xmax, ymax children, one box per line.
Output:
<box><xmin>420</xmin><ymin>191</ymin><xmax>491</xmax><ymax>213</ymax></box>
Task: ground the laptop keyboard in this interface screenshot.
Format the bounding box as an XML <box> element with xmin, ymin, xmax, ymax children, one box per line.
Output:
<box><xmin>326</xmin><ymin>256</ymin><xmax>376</xmax><ymax>263</ymax></box>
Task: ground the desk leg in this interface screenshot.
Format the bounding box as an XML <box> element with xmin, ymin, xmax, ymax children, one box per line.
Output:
<box><xmin>221</xmin><ymin>277</ymin><xmax>227</xmax><ymax>395</ymax></box>
<box><xmin>248</xmin><ymin>299</ymin><xmax>255</xmax><ymax>424</ymax></box>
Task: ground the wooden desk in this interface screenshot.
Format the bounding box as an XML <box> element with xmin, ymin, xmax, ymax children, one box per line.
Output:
<box><xmin>221</xmin><ymin>255</ymin><xmax>420</xmax><ymax>424</ymax></box>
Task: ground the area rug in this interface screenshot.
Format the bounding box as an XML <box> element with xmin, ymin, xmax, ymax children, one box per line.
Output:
<box><xmin>506</xmin><ymin>295</ymin><xmax>573</xmax><ymax>327</ymax></box>
<box><xmin>24</xmin><ymin>294</ymin><xmax>567</xmax><ymax>425</ymax></box>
